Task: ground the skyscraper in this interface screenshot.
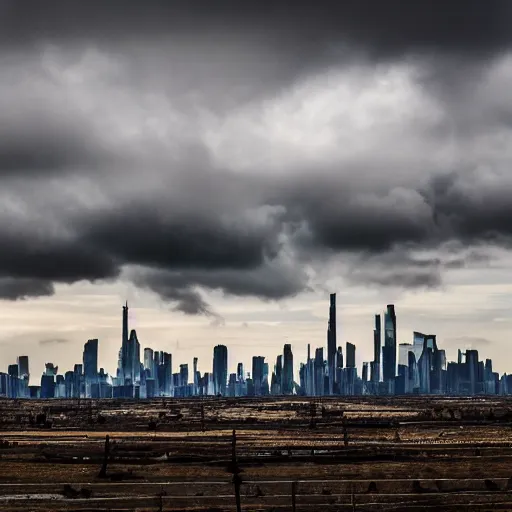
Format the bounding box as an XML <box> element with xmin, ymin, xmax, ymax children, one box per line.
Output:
<box><xmin>382</xmin><ymin>304</ymin><xmax>397</xmax><ymax>393</ymax></box>
<box><xmin>306</xmin><ymin>344</ymin><xmax>314</xmax><ymax>396</ymax></box>
<box><xmin>17</xmin><ymin>356</ymin><xmax>29</xmax><ymax>379</ymax></box>
<box><xmin>193</xmin><ymin>357</ymin><xmax>198</xmax><ymax>396</ymax></box>
<box><xmin>467</xmin><ymin>350</ymin><xmax>479</xmax><ymax>395</ymax></box>
<box><xmin>160</xmin><ymin>352</ymin><xmax>172</xmax><ymax>395</ymax></box>
<box><xmin>314</xmin><ymin>348</ymin><xmax>324</xmax><ymax>396</ymax></box>
<box><xmin>327</xmin><ymin>293</ymin><xmax>337</xmax><ymax>395</ymax></box>
<box><xmin>179</xmin><ymin>364</ymin><xmax>189</xmax><ymax>392</ymax></box>
<box><xmin>237</xmin><ymin>363</ymin><xmax>244</xmax><ymax>382</ymax></box>
<box><xmin>125</xmin><ymin>329</ymin><xmax>141</xmax><ymax>386</ymax></box>
<box><xmin>282</xmin><ymin>344</ymin><xmax>294</xmax><ymax>395</ymax></box>
<box><xmin>346</xmin><ymin>342</ymin><xmax>356</xmax><ymax>368</ymax></box>
<box><xmin>120</xmin><ymin>301</ymin><xmax>129</xmax><ymax>383</ymax></box>
<box><xmin>275</xmin><ymin>355</ymin><xmax>283</xmax><ymax>394</ymax></box>
<box><xmin>213</xmin><ymin>345</ymin><xmax>228</xmax><ymax>396</ymax></box>
<box><xmin>372</xmin><ymin>314</ymin><xmax>381</xmax><ymax>383</ymax></box>
<box><xmin>83</xmin><ymin>339</ymin><xmax>98</xmax><ymax>397</ymax></box>
<box><xmin>362</xmin><ymin>362</ymin><xmax>369</xmax><ymax>382</ymax></box>
<box><xmin>144</xmin><ymin>348</ymin><xmax>154</xmax><ymax>376</ymax></box>
<box><xmin>8</xmin><ymin>364</ymin><xmax>18</xmax><ymax>379</ymax></box>
<box><xmin>335</xmin><ymin>346</ymin><xmax>343</xmax><ymax>393</ymax></box>
<box><xmin>17</xmin><ymin>356</ymin><xmax>29</xmax><ymax>397</ymax></box>
<box><xmin>345</xmin><ymin>342</ymin><xmax>357</xmax><ymax>395</ymax></box>
<box><xmin>252</xmin><ymin>356</ymin><xmax>265</xmax><ymax>396</ymax></box>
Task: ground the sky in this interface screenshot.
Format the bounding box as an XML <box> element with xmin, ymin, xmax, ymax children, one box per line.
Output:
<box><xmin>2</xmin><ymin>0</ymin><xmax>512</xmax><ymax>381</ymax></box>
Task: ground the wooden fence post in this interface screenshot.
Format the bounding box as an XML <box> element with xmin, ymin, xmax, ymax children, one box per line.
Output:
<box><xmin>232</xmin><ymin>429</ymin><xmax>237</xmax><ymax>464</ymax></box>
<box><xmin>230</xmin><ymin>430</ymin><xmax>242</xmax><ymax>512</ymax></box>
<box><xmin>291</xmin><ymin>481</ymin><xmax>297</xmax><ymax>512</ymax></box>
<box><xmin>98</xmin><ymin>435</ymin><xmax>110</xmax><ymax>478</ymax></box>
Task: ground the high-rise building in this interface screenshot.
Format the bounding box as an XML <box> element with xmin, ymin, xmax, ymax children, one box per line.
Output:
<box><xmin>382</xmin><ymin>305</ymin><xmax>397</xmax><ymax>392</ymax></box>
<box><xmin>282</xmin><ymin>344</ymin><xmax>293</xmax><ymax>395</ymax></box>
<box><xmin>398</xmin><ymin>332</ymin><xmax>426</xmax><ymax>366</ymax></box>
<box><xmin>163</xmin><ymin>352</ymin><xmax>173</xmax><ymax>395</ymax></box>
<box><xmin>275</xmin><ymin>355</ymin><xmax>283</xmax><ymax>394</ymax></box>
<box><xmin>213</xmin><ymin>345</ymin><xmax>228</xmax><ymax>396</ymax></box>
<box><xmin>40</xmin><ymin>374</ymin><xmax>55</xmax><ymax>398</ymax></box>
<box><xmin>115</xmin><ymin>302</ymin><xmax>140</xmax><ymax>390</ymax></box>
<box><xmin>327</xmin><ymin>293</ymin><xmax>337</xmax><ymax>395</ymax></box>
<box><xmin>181</xmin><ymin>363</ymin><xmax>189</xmax><ymax>384</ymax></box>
<box><xmin>45</xmin><ymin>363</ymin><xmax>58</xmax><ymax>376</ymax></box>
<box><xmin>262</xmin><ymin>362</ymin><xmax>270</xmax><ymax>395</ymax></box>
<box><xmin>237</xmin><ymin>363</ymin><xmax>244</xmax><ymax>382</ymax></box>
<box><xmin>193</xmin><ymin>357</ymin><xmax>198</xmax><ymax>396</ymax></box>
<box><xmin>466</xmin><ymin>350</ymin><xmax>479</xmax><ymax>395</ymax></box>
<box><xmin>346</xmin><ymin>342</ymin><xmax>356</xmax><ymax>368</ymax></box>
<box><xmin>252</xmin><ymin>356</ymin><xmax>265</xmax><ymax>396</ymax></box>
<box><xmin>8</xmin><ymin>364</ymin><xmax>18</xmax><ymax>379</ymax></box>
<box><xmin>83</xmin><ymin>339</ymin><xmax>99</xmax><ymax>398</ymax></box>
<box><xmin>372</xmin><ymin>314</ymin><xmax>381</xmax><ymax>383</ymax></box>
<box><xmin>144</xmin><ymin>348</ymin><xmax>154</xmax><ymax>375</ymax></box>
<box><xmin>73</xmin><ymin>364</ymin><xmax>83</xmax><ymax>398</ymax></box>
<box><xmin>120</xmin><ymin>301</ymin><xmax>129</xmax><ymax>383</ymax></box>
<box><xmin>306</xmin><ymin>344</ymin><xmax>314</xmax><ymax>396</ymax></box>
<box><xmin>314</xmin><ymin>348</ymin><xmax>324</xmax><ymax>396</ymax></box>
<box><xmin>335</xmin><ymin>346</ymin><xmax>343</xmax><ymax>394</ymax></box>
<box><xmin>17</xmin><ymin>356</ymin><xmax>29</xmax><ymax>380</ymax></box>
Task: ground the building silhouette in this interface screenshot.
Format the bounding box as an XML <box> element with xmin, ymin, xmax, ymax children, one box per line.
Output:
<box><xmin>213</xmin><ymin>345</ymin><xmax>228</xmax><ymax>396</ymax></box>
<box><xmin>327</xmin><ymin>293</ymin><xmax>337</xmax><ymax>395</ymax></box>
<box><xmin>282</xmin><ymin>344</ymin><xmax>294</xmax><ymax>395</ymax></box>
<box><xmin>1</xmin><ymin>297</ymin><xmax>508</xmax><ymax>400</ymax></box>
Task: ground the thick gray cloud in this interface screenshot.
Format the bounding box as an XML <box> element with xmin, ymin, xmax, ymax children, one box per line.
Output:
<box><xmin>0</xmin><ymin>277</ymin><xmax>54</xmax><ymax>300</ymax></box>
<box><xmin>2</xmin><ymin>1</ymin><xmax>511</xmax><ymax>57</ymax></box>
<box><xmin>1</xmin><ymin>1</ymin><xmax>512</xmax><ymax>314</ymax></box>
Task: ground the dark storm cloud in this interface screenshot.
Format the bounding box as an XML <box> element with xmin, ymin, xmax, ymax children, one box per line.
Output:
<box><xmin>0</xmin><ymin>230</ymin><xmax>119</xmax><ymax>282</ymax></box>
<box><xmin>285</xmin><ymin>185</ymin><xmax>432</xmax><ymax>254</ymax></box>
<box><xmin>2</xmin><ymin>0</ymin><xmax>511</xmax><ymax>59</ymax></box>
<box><xmin>132</xmin><ymin>272</ymin><xmax>218</xmax><ymax>317</ymax></box>
<box><xmin>82</xmin><ymin>205</ymin><xmax>273</xmax><ymax>271</ymax></box>
<box><xmin>1</xmin><ymin>168</ymin><xmax>512</xmax><ymax>308</ymax></box>
<box><xmin>1</xmin><ymin>0</ymin><xmax>512</xmax><ymax>314</ymax></box>
<box><xmin>0</xmin><ymin>277</ymin><xmax>54</xmax><ymax>300</ymax></box>
<box><xmin>422</xmin><ymin>171</ymin><xmax>512</xmax><ymax>246</ymax></box>
<box><xmin>131</xmin><ymin>261</ymin><xmax>307</xmax><ymax>315</ymax></box>
<box><xmin>282</xmin><ymin>167</ymin><xmax>512</xmax><ymax>258</ymax></box>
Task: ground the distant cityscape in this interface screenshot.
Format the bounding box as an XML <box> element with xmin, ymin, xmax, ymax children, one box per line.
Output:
<box><xmin>0</xmin><ymin>294</ymin><xmax>507</xmax><ymax>399</ymax></box>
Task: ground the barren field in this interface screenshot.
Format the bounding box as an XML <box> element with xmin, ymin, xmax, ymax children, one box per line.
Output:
<box><xmin>1</xmin><ymin>396</ymin><xmax>512</xmax><ymax>511</ymax></box>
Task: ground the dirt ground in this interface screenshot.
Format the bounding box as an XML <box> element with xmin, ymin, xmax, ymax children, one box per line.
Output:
<box><xmin>0</xmin><ymin>396</ymin><xmax>512</xmax><ymax>510</ymax></box>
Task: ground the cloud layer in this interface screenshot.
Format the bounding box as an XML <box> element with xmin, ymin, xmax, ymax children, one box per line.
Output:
<box><xmin>1</xmin><ymin>1</ymin><xmax>512</xmax><ymax>314</ymax></box>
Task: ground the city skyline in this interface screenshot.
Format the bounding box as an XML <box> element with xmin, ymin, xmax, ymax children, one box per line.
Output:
<box><xmin>1</xmin><ymin>295</ymin><xmax>509</xmax><ymax>398</ymax></box>
<box><xmin>2</xmin><ymin>2</ymin><xmax>512</xmax><ymax>380</ymax></box>
<box><xmin>0</xmin><ymin>287</ymin><xmax>510</xmax><ymax>383</ymax></box>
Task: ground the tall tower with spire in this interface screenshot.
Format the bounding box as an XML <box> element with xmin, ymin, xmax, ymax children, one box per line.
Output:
<box><xmin>119</xmin><ymin>301</ymin><xmax>129</xmax><ymax>383</ymax></box>
<box><xmin>327</xmin><ymin>293</ymin><xmax>337</xmax><ymax>395</ymax></box>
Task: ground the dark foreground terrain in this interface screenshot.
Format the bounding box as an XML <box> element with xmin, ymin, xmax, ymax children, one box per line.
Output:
<box><xmin>1</xmin><ymin>396</ymin><xmax>512</xmax><ymax>511</ymax></box>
